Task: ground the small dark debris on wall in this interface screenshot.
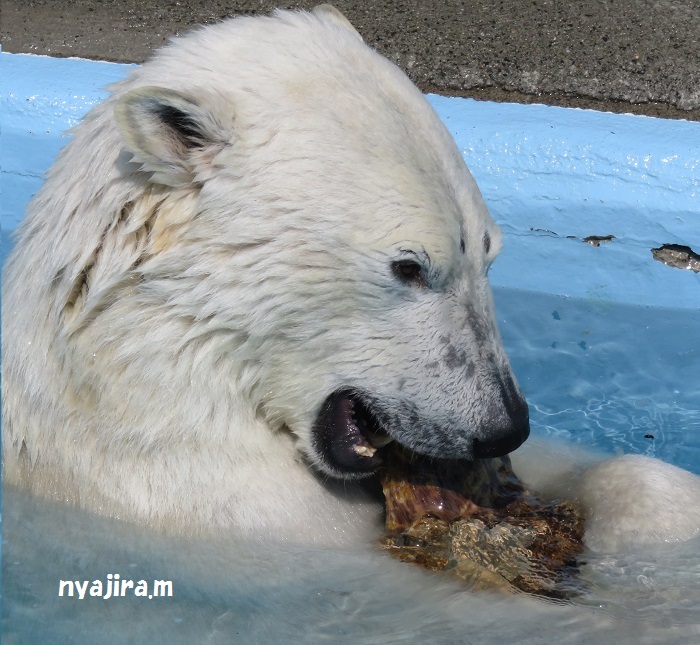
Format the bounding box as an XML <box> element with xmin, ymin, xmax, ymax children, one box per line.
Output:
<box><xmin>651</xmin><ymin>244</ymin><xmax>700</xmax><ymax>272</ymax></box>
<box><xmin>583</xmin><ymin>235</ymin><xmax>615</xmax><ymax>247</ymax></box>
<box><xmin>527</xmin><ymin>230</ymin><xmax>616</xmax><ymax>245</ymax></box>
<box><xmin>529</xmin><ymin>227</ymin><xmax>558</xmax><ymax>237</ymax></box>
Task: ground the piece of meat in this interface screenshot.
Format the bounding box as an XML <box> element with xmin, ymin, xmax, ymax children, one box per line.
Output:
<box><xmin>380</xmin><ymin>446</ymin><xmax>585</xmax><ymax>599</ymax></box>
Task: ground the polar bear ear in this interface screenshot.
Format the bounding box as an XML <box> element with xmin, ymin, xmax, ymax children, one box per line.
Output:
<box><xmin>312</xmin><ymin>4</ymin><xmax>363</xmax><ymax>41</ymax></box>
<box><xmin>115</xmin><ymin>87</ymin><xmax>232</xmax><ymax>187</ymax></box>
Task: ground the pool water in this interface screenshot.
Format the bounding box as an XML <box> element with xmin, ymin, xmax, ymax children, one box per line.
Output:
<box><xmin>3</xmin><ymin>229</ymin><xmax>699</xmax><ymax>644</ymax></box>
<box><xmin>4</xmin><ymin>491</ymin><xmax>700</xmax><ymax>644</ymax></box>
<box><xmin>496</xmin><ymin>286</ymin><xmax>700</xmax><ymax>474</ymax></box>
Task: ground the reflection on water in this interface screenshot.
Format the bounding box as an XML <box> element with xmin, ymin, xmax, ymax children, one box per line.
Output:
<box><xmin>3</xmin><ymin>232</ymin><xmax>700</xmax><ymax>643</ymax></box>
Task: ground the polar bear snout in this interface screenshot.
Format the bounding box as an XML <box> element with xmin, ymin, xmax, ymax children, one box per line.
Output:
<box><xmin>310</xmin><ymin>368</ymin><xmax>530</xmax><ymax>479</ymax></box>
<box><xmin>472</xmin><ymin>371</ymin><xmax>530</xmax><ymax>458</ymax></box>
<box><xmin>396</xmin><ymin>364</ymin><xmax>530</xmax><ymax>462</ymax></box>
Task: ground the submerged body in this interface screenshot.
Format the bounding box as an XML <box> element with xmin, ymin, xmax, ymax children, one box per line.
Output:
<box><xmin>2</xmin><ymin>6</ymin><xmax>699</xmax><ymax>553</ymax></box>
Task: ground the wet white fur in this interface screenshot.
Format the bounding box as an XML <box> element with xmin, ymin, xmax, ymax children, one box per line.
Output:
<box><xmin>511</xmin><ymin>438</ymin><xmax>700</xmax><ymax>552</ymax></box>
<box><xmin>2</xmin><ymin>6</ymin><xmax>699</xmax><ymax>552</ymax></box>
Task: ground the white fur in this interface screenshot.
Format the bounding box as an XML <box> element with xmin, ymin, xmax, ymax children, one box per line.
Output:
<box><xmin>2</xmin><ymin>6</ymin><xmax>699</xmax><ymax>553</ymax></box>
<box><xmin>511</xmin><ymin>439</ymin><xmax>700</xmax><ymax>552</ymax></box>
<box><xmin>577</xmin><ymin>455</ymin><xmax>700</xmax><ymax>552</ymax></box>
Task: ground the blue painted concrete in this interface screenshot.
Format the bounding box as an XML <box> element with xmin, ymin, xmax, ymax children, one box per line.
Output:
<box><xmin>1</xmin><ymin>54</ymin><xmax>135</xmax><ymax>232</ymax></box>
<box><xmin>2</xmin><ymin>52</ymin><xmax>698</xmax><ymax>307</ymax></box>
<box><xmin>432</xmin><ymin>95</ymin><xmax>700</xmax><ymax>308</ymax></box>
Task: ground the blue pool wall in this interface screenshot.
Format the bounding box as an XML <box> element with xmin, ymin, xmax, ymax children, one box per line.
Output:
<box><xmin>2</xmin><ymin>51</ymin><xmax>699</xmax><ymax>310</ymax></box>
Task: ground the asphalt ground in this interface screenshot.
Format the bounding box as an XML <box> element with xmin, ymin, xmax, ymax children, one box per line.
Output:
<box><xmin>2</xmin><ymin>0</ymin><xmax>699</xmax><ymax>121</ymax></box>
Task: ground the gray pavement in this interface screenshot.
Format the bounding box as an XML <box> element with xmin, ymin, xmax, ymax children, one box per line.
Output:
<box><xmin>1</xmin><ymin>0</ymin><xmax>699</xmax><ymax>121</ymax></box>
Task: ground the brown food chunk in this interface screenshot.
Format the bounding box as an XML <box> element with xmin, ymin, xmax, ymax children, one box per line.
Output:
<box><xmin>380</xmin><ymin>446</ymin><xmax>585</xmax><ymax>599</ymax></box>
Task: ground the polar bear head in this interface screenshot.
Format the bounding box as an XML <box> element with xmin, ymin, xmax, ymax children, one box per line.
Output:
<box><xmin>110</xmin><ymin>6</ymin><xmax>530</xmax><ymax>480</ymax></box>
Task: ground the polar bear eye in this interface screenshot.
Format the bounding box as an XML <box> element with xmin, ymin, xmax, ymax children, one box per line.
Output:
<box><xmin>391</xmin><ymin>260</ymin><xmax>424</xmax><ymax>287</ymax></box>
<box><xmin>483</xmin><ymin>232</ymin><xmax>492</xmax><ymax>255</ymax></box>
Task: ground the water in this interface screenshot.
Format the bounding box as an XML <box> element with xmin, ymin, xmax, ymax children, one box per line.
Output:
<box><xmin>4</xmin><ymin>483</ymin><xmax>699</xmax><ymax>645</ymax></box>
<box><xmin>2</xmin><ymin>231</ymin><xmax>700</xmax><ymax>643</ymax></box>
<box><xmin>496</xmin><ymin>287</ymin><xmax>700</xmax><ymax>475</ymax></box>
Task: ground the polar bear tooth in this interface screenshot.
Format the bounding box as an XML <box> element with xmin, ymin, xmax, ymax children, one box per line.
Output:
<box><xmin>353</xmin><ymin>444</ymin><xmax>377</xmax><ymax>458</ymax></box>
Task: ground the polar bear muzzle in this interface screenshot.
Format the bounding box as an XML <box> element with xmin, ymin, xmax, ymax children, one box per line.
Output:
<box><xmin>312</xmin><ymin>380</ymin><xmax>530</xmax><ymax>478</ymax></box>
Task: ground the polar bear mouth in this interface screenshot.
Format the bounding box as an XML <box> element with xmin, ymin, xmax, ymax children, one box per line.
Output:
<box><xmin>312</xmin><ymin>390</ymin><xmax>394</xmax><ymax>477</ymax></box>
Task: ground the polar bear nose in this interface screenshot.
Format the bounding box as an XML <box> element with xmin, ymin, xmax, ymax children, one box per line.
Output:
<box><xmin>473</xmin><ymin>372</ymin><xmax>530</xmax><ymax>458</ymax></box>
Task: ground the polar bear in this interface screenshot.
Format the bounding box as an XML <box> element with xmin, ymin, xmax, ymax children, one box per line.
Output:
<box><xmin>2</xmin><ymin>6</ymin><xmax>699</xmax><ymax>552</ymax></box>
